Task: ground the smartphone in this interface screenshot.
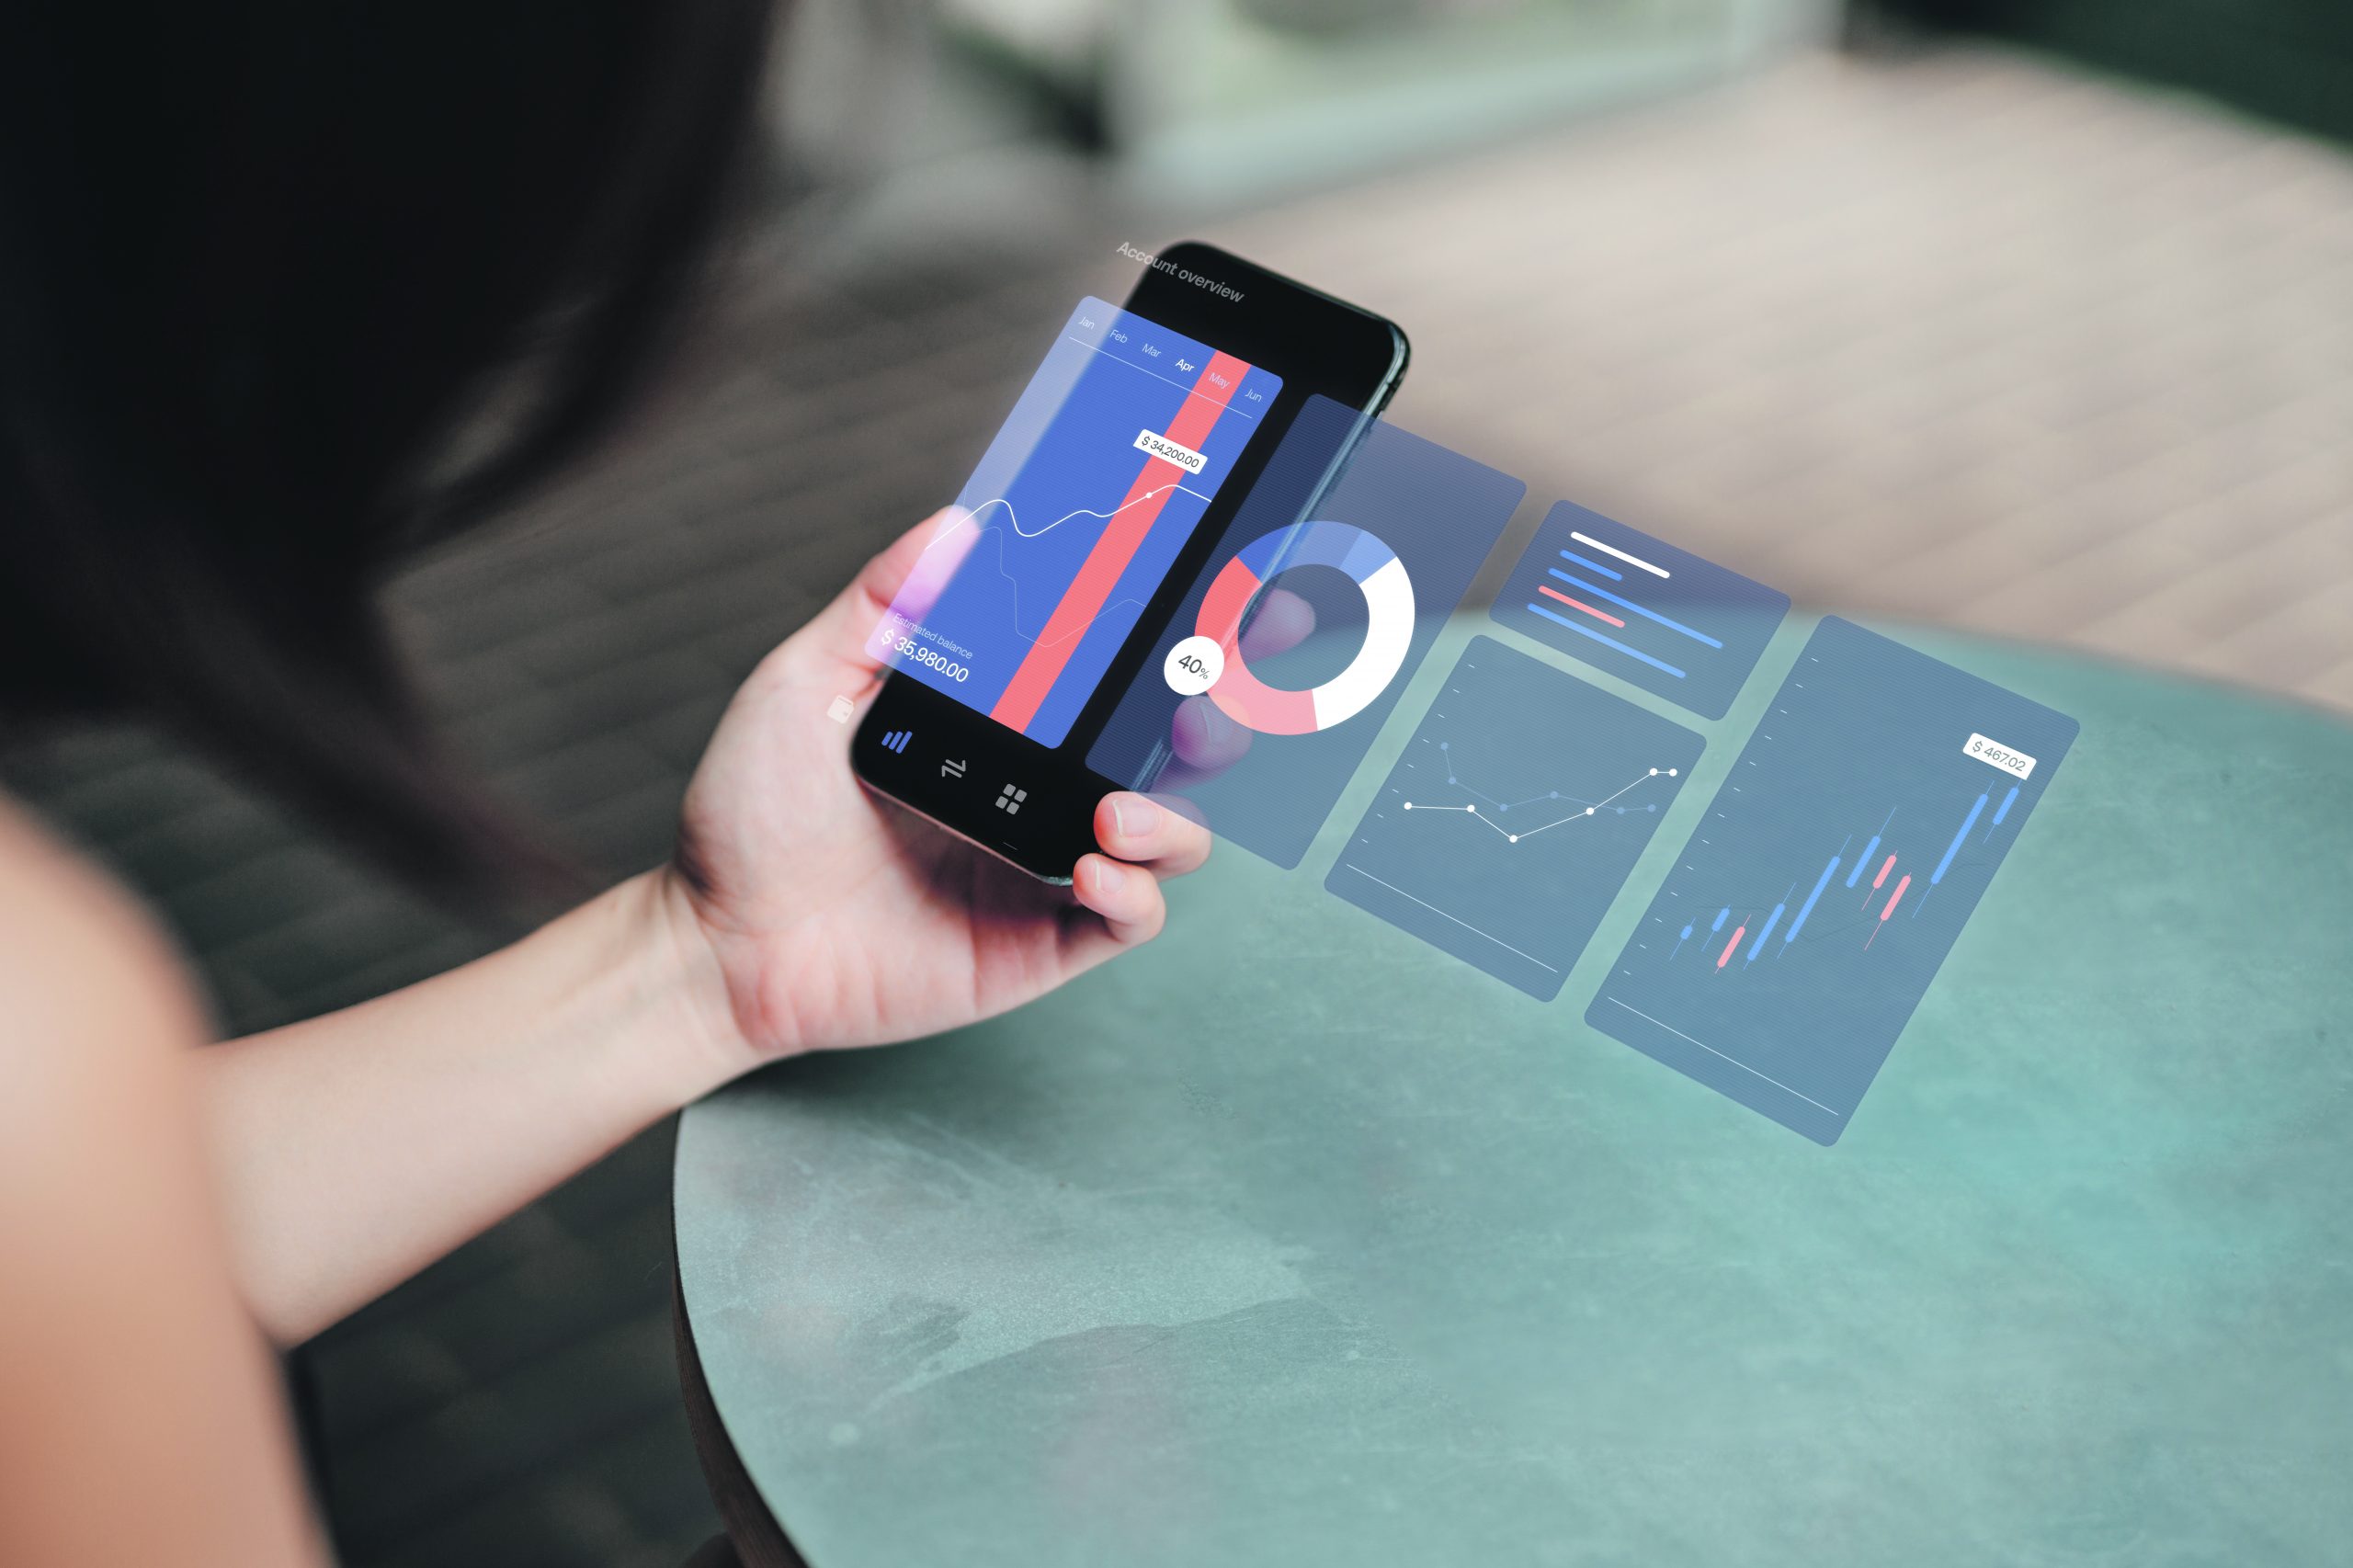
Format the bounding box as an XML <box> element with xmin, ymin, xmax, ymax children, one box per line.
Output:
<box><xmin>850</xmin><ymin>242</ymin><xmax>1409</xmax><ymax>881</ymax></box>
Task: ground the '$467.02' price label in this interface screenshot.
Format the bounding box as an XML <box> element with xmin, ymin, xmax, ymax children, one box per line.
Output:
<box><xmin>1964</xmin><ymin>732</ymin><xmax>2036</xmax><ymax>778</ymax></box>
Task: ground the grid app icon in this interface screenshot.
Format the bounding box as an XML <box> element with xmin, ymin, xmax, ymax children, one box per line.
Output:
<box><xmin>995</xmin><ymin>785</ymin><xmax>1028</xmax><ymax>815</ymax></box>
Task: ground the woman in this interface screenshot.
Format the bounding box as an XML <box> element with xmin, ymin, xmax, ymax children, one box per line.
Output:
<box><xmin>0</xmin><ymin>6</ymin><xmax>1209</xmax><ymax>1562</ymax></box>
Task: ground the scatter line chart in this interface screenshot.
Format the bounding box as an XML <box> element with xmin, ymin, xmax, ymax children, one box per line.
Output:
<box><xmin>1328</xmin><ymin>637</ymin><xmax>1703</xmax><ymax>1001</ymax></box>
<box><xmin>1399</xmin><ymin>753</ymin><xmax>1681</xmax><ymax>844</ymax></box>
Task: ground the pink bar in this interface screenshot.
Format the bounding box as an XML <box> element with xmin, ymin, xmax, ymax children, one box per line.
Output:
<box><xmin>991</xmin><ymin>351</ymin><xmax>1250</xmax><ymax>733</ymax></box>
<box><xmin>1537</xmin><ymin>583</ymin><xmax>1627</xmax><ymax>628</ymax></box>
<box><xmin>1871</xmin><ymin>853</ymin><xmax>1897</xmax><ymax>890</ymax></box>
<box><xmin>1866</xmin><ymin>874</ymin><xmax>1912</xmax><ymax>950</ymax></box>
<box><xmin>1717</xmin><ymin>925</ymin><xmax>1746</xmax><ymax>969</ymax></box>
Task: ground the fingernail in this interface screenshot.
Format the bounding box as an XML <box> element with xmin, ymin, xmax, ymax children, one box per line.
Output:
<box><xmin>1111</xmin><ymin>796</ymin><xmax>1159</xmax><ymax>837</ymax></box>
<box><xmin>1092</xmin><ymin>859</ymin><xmax>1128</xmax><ymax>892</ymax></box>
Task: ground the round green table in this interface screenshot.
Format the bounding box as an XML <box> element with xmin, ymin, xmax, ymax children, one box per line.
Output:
<box><xmin>675</xmin><ymin>621</ymin><xmax>2353</xmax><ymax>1567</ymax></box>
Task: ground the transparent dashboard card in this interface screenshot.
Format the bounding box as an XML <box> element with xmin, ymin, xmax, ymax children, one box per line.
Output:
<box><xmin>1490</xmin><ymin>501</ymin><xmax>1789</xmax><ymax>721</ymax></box>
<box><xmin>1586</xmin><ymin>617</ymin><xmax>2079</xmax><ymax>1144</ymax></box>
<box><xmin>1088</xmin><ymin>394</ymin><xmax>1526</xmax><ymax>869</ymax></box>
<box><xmin>1328</xmin><ymin>636</ymin><xmax>1705</xmax><ymax>1001</ymax></box>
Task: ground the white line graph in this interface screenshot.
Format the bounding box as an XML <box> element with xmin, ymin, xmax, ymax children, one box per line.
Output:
<box><xmin>1401</xmin><ymin>762</ymin><xmax>1678</xmax><ymax>844</ymax></box>
<box><xmin>914</xmin><ymin>483</ymin><xmax>1214</xmax><ymax>651</ymax></box>
<box><xmin>925</xmin><ymin>483</ymin><xmax>1213</xmax><ymax>546</ymax></box>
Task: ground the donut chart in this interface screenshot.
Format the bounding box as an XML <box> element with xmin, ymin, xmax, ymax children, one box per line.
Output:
<box><xmin>1196</xmin><ymin>521</ymin><xmax>1415</xmax><ymax>735</ymax></box>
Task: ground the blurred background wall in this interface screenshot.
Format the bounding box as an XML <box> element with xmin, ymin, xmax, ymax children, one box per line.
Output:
<box><xmin>4</xmin><ymin>4</ymin><xmax>2346</xmax><ymax>1565</ymax></box>
<box><xmin>1871</xmin><ymin>0</ymin><xmax>2353</xmax><ymax>144</ymax></box>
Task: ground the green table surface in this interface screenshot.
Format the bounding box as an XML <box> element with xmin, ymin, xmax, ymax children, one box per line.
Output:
<box><xmin>675</xmin><ymin>619</ymin><xmax>2353</xmax><ymax>1567</ymax></box>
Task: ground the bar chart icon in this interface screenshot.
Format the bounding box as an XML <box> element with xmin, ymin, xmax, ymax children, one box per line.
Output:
<box><xmin>1491</xmin><ymin>503</ymin><xmax>1789</xmax><ymax>720</ymax></box>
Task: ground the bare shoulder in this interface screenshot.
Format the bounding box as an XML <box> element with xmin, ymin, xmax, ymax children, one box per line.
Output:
<box><xmin>0</xmin><ymin>796</ymin><xmax>205</xmax><ymax>1115</ymax></box>
<box><xmin>0</xmin><ymin>800</ymin><xmax>327</xmax><ymax>1567</ymax></box>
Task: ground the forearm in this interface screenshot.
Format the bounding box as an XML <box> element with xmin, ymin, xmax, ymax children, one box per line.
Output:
<box><xmin>196</xmin><ymin>869</ymin><xmax>743</xmax><ymax>1345</ymax></box>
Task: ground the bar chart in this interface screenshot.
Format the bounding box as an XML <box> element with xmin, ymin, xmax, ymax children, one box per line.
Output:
<box><xmin>1587</xmin><ymin>618</ymin><xmax>2077</xmax><ymax>1143</ymax></box>
<box><xmin>1327</xmin><ymin>637</ymin><xmax>1703</xmax><ymax>1000</ymax></box>
<box><xmin>1491</xmin><ymin>503</ymin><xmax>1789</xmax><ymax>719</ymax></box>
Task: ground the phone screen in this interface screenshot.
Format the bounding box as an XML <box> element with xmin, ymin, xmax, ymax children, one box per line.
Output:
<box><xmin>866</xmin><ymin>297</ymin><xmax>1284</xmax><ymax>748</ymax></box>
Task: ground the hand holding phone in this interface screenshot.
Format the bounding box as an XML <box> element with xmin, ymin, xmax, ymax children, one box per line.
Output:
<box><xmin>660</xmin><ymin>513</ymin><xmax>1216</xmax><ymax>1071</ymax></box>
<box><xmin>852</xmin><ymin>243</ymin><xmax>1409</xmax><ymax>880</ymax></box>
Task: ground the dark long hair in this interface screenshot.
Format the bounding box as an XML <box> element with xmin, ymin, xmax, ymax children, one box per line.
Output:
<box><xmin>0</xmin><ymin>3</ymin><xmax>778</xmax><ymax>892</ymax></box>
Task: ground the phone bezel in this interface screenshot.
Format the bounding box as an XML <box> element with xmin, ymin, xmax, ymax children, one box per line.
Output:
<box><xmin>850</xmin><ymin>242</ymin><xmax>1409</xmax><ymax>882</ymax></box>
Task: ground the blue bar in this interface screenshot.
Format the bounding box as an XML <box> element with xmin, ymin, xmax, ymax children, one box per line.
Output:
<box><xmin>1846</xmin><ymin>835</ymin><xmax>1880</xmax><ymax>887</ymax></box>
<box><xmin>1711</xmin><ymin>906</ymin><xmax>1730</xmax><ymax>933</ymax></box>
<box><xmin>1745</xmin><ymin>902</ymin><xmax>1786</xmax><ymax>962</ymax></box>
<box><xmin>1785</xmin><ymin>857</ymin><xmax>1841</xmax><ymax>944</ymax></box>
<box><xmin>1992</xmin><ymin>784</ymin><xmax>2018</xmax><ymax>825</ymax></box>
<box><xmin>1932</xmin><ymin>794</ymin><xmax>1988</xmax><ymax>885</ymax></box>
<box><xmin>1527</xmin><ymin>604</ymin><xmax>1688</xmax><ymax>678</ymax></box>
<box><xmin>1556</xmin><ymin>549</ymin><xmax>1623</xmax><ymax>581</ymax></box>
<box><xmin>1547</xmin><ymin>570</ymin><xmax>1724</xmax><ymax>649</ymax></box>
